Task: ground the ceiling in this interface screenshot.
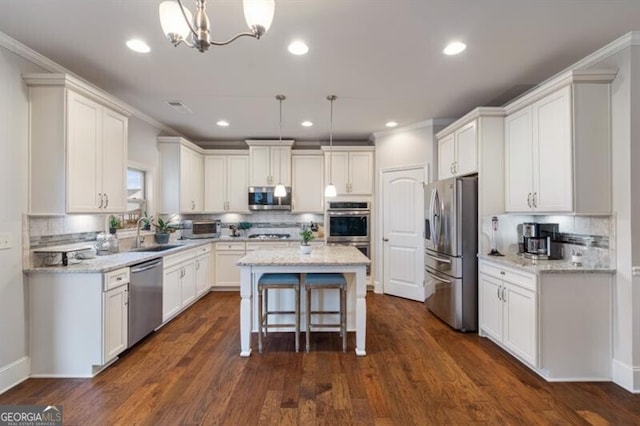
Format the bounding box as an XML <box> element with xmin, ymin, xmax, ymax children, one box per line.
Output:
<box><xmin>1</xmin><ymin>1</ymin><xmax>640</xmax><ymax>143</ymax></box>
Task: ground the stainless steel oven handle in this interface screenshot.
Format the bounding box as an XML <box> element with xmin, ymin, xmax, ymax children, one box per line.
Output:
<box><xmin>327</xmin><ymin>211</ymin><xmax>370</xmax><ymax>216</ymax></box>
<box><xmin>425</xmin><ymin>252</ymin><xmax>451</xmax><ymax>264</ymax></box>
<box><xmin>425</xmin><ymin>269</ymin><xmax>452</xmax><ymax>285</ymax></box>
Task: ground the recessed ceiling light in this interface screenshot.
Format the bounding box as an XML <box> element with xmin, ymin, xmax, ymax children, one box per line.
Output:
<box><xmin>443</xmin><ymin>41</ymin><xmax>466</xmax><ymax>56</ymax></box>
<box><xmin>288</xmin><ymin>41</ymin><xmax>309</xmax><ymax>55</ymax></box>
<box><xmin>385</xmin><ymin>121</ymin><xmax>398</xmax><ymax>128</ymax></box>
<box><xmin>126</xmin><ymin>39</ymin><xmax>151</xmax><ymax>53</ymax></box>
<box><xmin>216</xmin><ymin>120</ymin><xmax>229</xmax><ymax>127</ymax></box>
<box><xmin>301</xmin><ymin>121</ymin><xmax>313</xmax><ymax>127</ymax></box>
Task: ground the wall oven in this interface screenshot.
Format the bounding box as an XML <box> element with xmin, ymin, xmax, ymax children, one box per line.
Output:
<box><xmin>326</xmin><ymin>201</ymin><xmax>370</xmax><ymax>243</ymax></box>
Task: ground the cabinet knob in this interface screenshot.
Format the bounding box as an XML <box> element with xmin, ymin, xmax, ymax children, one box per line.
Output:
<box><xmin>500</xmin><ymin>271</ymin><xmax>505</xmax><ymax>275</ymax></box>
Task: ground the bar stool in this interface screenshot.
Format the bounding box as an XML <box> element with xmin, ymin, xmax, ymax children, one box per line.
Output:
<box><xmin>304</xmin><ymin>273</ymin><xmax>347</xmax><ymax>352</ymax></box>
<box><xmin>257</xmin><ymin>273</ymin><xmax>301</xmax><ymax>353</ymax></box>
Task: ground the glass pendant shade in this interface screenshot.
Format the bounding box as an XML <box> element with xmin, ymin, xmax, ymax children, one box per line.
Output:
<box><xmin>324</xmin><ymin>184</ymin><xmax>337</xmax><ymax>198</ymax></box>
<box><xmin>243</xmin><ymin>0</ymin><xmax>275</xmax><ymax>33</ymax></box>
<box><xmin>274</xmin><ymin>183</ymin><xmax>287</xmax><ymax>197</ymax></box>
<box><xmin>159</xmin><ymin>1</ymin><xmax>193</xmax><ymax>40</ymax></box>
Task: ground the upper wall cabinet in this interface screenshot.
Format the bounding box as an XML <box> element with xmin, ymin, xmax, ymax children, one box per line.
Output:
<box><xmin>204</xmin><ymin>151</ymin><xmax>250</xmax><ymax>213</ymax></box>
<box><xmin>437</xmin><ymin>120</ymin><xmax>477</xmax><ymax>180</ymax></box>
<box><xmin>246</xmin><ymin>140</ymin><xmax>293</xmax><ymax>187</ymax></box>
<box><xmin>321</xmin><ymin>146</ymin><xmax>374</xmax><ymax>196</ymax></box>
<box><xmin>504</xmin><ymin>69</ymin><xmax>616</xmax><ymax>214</ymax></box>
<box><xmin>291</xmin><ymin>152</ymin><xmax>324</xmax><ymax>213</ymax></box>
<box><xmin>158</xmin><ymin>137</ymin><xmax>204</xmax><ymax>214</ymax></box>
<box><xmin>24</xmin><ymin>74</ymin><xmax>131</xmax><ymax>215</ymax></box>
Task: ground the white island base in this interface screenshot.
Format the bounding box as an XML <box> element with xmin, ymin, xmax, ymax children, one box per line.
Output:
<box><xmin>237</xmin><ymin>246</ymin><xmax>370</xmax><ymax>357</ymax></box>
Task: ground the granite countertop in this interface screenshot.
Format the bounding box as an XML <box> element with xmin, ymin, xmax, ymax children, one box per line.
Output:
<box><xmin>478</xmin><ymin>252</ymin><xmax>615</xmax><ymax>274</ymax></box>
<box><xmin>26</xmin><ymin>239</ymin><xmax>213</xmax><ymax>274</ymax></box>
<box><xmin>237</xmin><ymin>246</ymin><xmax>370</xmax><ymax>266</ymax></box>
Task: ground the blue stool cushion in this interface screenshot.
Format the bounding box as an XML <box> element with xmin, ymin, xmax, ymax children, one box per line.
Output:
<box><xmin>305</xmin><ymin>273</ymin><xmax>347</xmax><ymax>286</ymax></box>
<box><xmin>258</xmin><ymin>273</ymin><xmax>300</xmax><ymax>285</ymax></box>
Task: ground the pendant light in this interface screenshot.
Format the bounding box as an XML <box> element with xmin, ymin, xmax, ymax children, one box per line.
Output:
<box><xmin>274</xmin><ymin>95</ymin><xmax>287</xmax><ymax>198</ymax></box>
<box><xmin>324</xmin><ymin>95</ymin><xmax>338</xmax><ymax>198</ymax></box>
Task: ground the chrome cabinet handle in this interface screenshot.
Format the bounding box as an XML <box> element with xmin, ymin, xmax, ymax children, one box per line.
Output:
<box><xmin>104</xmin><ymin>193</ymin><xmax>109</xmax><ymax>208</ymax></box>
<box><xmin>532</xmin><ymin>192</ymin><xmax>537</xmax><ymax>208</ymax></box>
<box><xmin>98</xmin><ymin>193</ymin><xmax>104</xmax><ymax>208</ymax></box>
<box><xmin>124</xmin><ymin>289</ymin><xmax>128</xmax><ymax>305</ymax></box>
<box><xmin>501</xmin><ymin>287</ymin><xmax>506</xmax><ymax>302</ymax></box>
<box><xmin>196</xmin><ymin>260</ymin><xmax>200</xmax><ymax>270</ymax></box>
<box><xmin>497</xmin><ymin>285</ymin><xmax>501</xmax><ymax>301</ymax></box>
<box><xmin>450</xmin><ymin>163</ymin><xmax>454</xmax><ymax>175</ymax></box>
<box><xmin>527</xmin><ymin>193</ymin><xmax>532</xmax><ymax>208</ymax></box>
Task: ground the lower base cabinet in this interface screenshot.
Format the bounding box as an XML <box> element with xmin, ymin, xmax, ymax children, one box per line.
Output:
<box><xmin>479</xmin><ymin>259</ymin><xmax>612</xmax><ymax>381</ymax></box>
<box><xmin>214</xmin><ymin>242</ymin><xmax>245</xmax><ymax>288</ymax></box>
<box><xmin>28</xmin><ymin>267</ymin><xmax>130</xmax><ymax>377</ymax></box>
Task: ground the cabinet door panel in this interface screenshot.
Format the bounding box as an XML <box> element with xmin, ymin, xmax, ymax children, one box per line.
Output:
<box><xmin>103</xmin><ymin>285</ymin><xmax>128</xmax><ymax>362</ymax></box>
<box><xmin>438</xmin><ymin>134</ymin><xmax>455</xmax><ymax>180</ymax></box>
<box><xmin>479</xmin><ymin>274</ymin><xmax>503</xmax><ymax>342</ymax></box>
<box><xmin>250</xmin><ymin>146</ymin><xmax>271</xmax><ymax>186</ymax></box>
<box><xmin>271</xmin><ymin>146</ymin><xmax>292</xmax><ymax>186</ymax></box>
<box><xmin>325</xmin><ymin>151</ymin><xmax>349</xmax><ymax>195</ymax></box>
<box><xmin>292</xmin><ymin>155</ymin><xmax>324</xmax><ymax>213</ymax></box>
<box><xmin>196</xmin><ymin>254</ymin><xmax>212</xmax><ymax>296</ymax></box>
<box><xmin>227</xmin><ymin>156</ymin><xmax>249</xmax><ymax>212</ymax></box>
<box><xmin>163</xmin><ymin>266</ymin><xmax>182</xmax><ymax>322</ymax></box>
<box><xmin>532</xmin><ymin>86</ymin><xmax>572</xmax><ymax>212</ymax></box>
<box><xmin>349</xmin><ymin>151</ymin><xmax>374</xmax><ymax>194</ymax></box>
<box><xmin>181</xmin><ymin>259</ymin><xmax>197</xmax><ymax>307</ymax></box>
<box><xmin>455</xmin><ymin>121</ymin><xmax>477</xmax><ymax>176</ymax></box>
<box><xmin>101</xmin><ymin>109</ymin><xmax>128</xmax><ymax>213</ymax></box>
<box><xmin>505</xmin><ymin>108</ymin><xmax>534</xmax><ymax>212</ymax></box>
<box><xmin>191</xmin><ymin>151</ymin><xmax>204</xmax><ymax>212</ymax></box>
<box><xmin>503</xmin><ymin>284</ymin><xmax>537</xmax><ymax>367</ymax></box>
<box><xmin>67</xmin><ymin>91</ymin><xmax>101</xmax><ymax>212</ymax></box>
<box><xmin>214</xmin><ymin>251</ymin><xmax>243</xmax><ymax>288</ymax></box>
<box><xmin>204</xmin><ymin>155</ymin><xmax>227</xmax><ymax>212</ymax></box>
<box><xmin>179</xmin><ymin>145</ymin><xmax>192</xmax><ymax>212</ymax></box>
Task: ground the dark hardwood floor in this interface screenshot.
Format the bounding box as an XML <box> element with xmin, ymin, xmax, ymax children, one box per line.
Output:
<box><xmin>1</xmin><ymin>291</ymin><xmax>639</xmax><ymax>425</ymax></box>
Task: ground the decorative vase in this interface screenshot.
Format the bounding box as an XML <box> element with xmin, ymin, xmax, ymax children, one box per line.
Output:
<box><xmin>299</xmin><ymin>244</ymin><xmax>312</xmax><ymax>255</ymax></box>
<box><xmin>155</xmin><ymin>233</ymin><xmax>170</xmax><ymax>244</ymax></box>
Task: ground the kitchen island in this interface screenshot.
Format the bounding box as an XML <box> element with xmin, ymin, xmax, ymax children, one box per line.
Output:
<box><xmin>236</xmin><ymin>245</ymin><xmax>370</xmax><ymax>357</ymax></box>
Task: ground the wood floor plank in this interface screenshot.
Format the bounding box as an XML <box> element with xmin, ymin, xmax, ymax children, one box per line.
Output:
<box><xmin>0</xmin><ymin>292</ymin><xmax>639</xmax><ymax>425</ymax></box>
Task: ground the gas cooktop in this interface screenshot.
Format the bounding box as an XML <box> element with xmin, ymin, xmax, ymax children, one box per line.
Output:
<box><xmin>247</xmin><ymin>233</ymin><xmax>290</xmax><ymax>240</ymax></box>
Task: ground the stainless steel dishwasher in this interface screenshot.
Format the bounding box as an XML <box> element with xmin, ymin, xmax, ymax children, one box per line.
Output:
<box><xmin>128</xmin><ymin>258</ymin><xmax>163</xmax><ymax>348</ymax></box>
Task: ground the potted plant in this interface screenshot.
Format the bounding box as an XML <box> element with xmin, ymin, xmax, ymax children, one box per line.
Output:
<box><xmin>108</xmin><ymin>215</ymin><xmax>121</xmax><ymax>234</ymax></box>
<box><xmin>153</xmin><ymin>218</ymin><xmax>174</xmax><ymax>244</ymax></box>
<box><xmin>237</xmin><ymin>221</ymin><xmax>253</xmax><ymax>237</ymax></box>
<box><xmin>141</xmin><ymin>212</ymin><xmax>153</xmax><ymax>231</ymax></box>
<box><xmin>299</xmin><ymin>228</ymin><xmax>315</xmax><ymax>254</ymax></box>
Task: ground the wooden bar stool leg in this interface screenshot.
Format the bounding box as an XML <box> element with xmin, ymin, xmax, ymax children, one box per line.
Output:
<box><xmin>295</xmin><ymin>285</ymin><xmax>300</xmax><ymax>352</ymax></box>
<box><xmin>264</xmin><ymin>288</ymin><xmax>269</xmax><ymax>337</ymax></box>
<box><xmin>306</xmin><ymin>284</ymin><xmax>311</xmax><ymax>353</ymax></box>
<box><xmin>258</xmin><ymin>286</ymin><xmax>263</xmax><ymax>354</ymax></box>
<box><xmin>341</xmin><ymin>286</ymin><xmax>347</xmax><ymax>353</ymax></box>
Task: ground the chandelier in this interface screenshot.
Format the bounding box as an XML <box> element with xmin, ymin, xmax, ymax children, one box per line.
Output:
<box><xmin>159</xmin><ymin>0</ymin><xmax>275</xmax><ymax>53</ymax></box>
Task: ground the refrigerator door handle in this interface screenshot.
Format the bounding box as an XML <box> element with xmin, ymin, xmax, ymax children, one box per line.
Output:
<box><xmin>425</xmin><ymin>269</ymin><xmax>452</xmax><ymax>285</ymax></box>
<box><xmin>429</xmin><ymin>187</ymin><xmax>439</xmax><ymax>246</ymax></box>
<box><xmin>425</xmin><ymin>252</ymin><xmax>451</xmax><ymax>264</ymax></box>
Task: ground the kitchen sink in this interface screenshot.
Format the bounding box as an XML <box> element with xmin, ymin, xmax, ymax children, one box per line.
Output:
<box><xmin>129</xmin><ymin>244</ymin><xmax>183</xmax><ymax>252</ymax></box>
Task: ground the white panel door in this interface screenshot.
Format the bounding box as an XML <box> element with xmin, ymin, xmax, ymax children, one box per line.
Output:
<box><xmin>382</xmin><ymin>167</ymin><xmax>425</xmax><ymax>301</ymax></box>
<box><xmin>103</xmin><ymin>284</ymin><xmax>128</xmax><ymax>362</ymax></box>
<box><xmin>505</xmin><ymin>107</ymin><xmax>534</xmax><ymax>212</ymax></box>
<box><xmin>67</xmin><ymin>91</ymin><xmax>101</xmax><ymax>212</ymax></box>
<box><xmin>100</xmin><ymin>108</ymin><xmax>128</xmax><ymax>213</ymax></box>
<box><xmin>227</xmin><ymin>155</ymin><xmax>249</xmax><ymax>212</ymax></box>
<box><xmin>478</xmin><ymin>273</ymin><xmax>503</xmax><ymax>342</ymax></box>
<box><xmin>503</xmin><ymin>283</ymin><xmax>537</xmax><ymax>367</ymax></box>
<box><xmin>204</xmin><ymin>155</ymin><xmax>227</xmax><ymax>212</ymax></box>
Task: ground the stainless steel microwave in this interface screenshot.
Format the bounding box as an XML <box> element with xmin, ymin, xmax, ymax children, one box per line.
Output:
<box><xmin>248</xmin><ymin>186</ymin><xmax>292</xmax><ymax>211</ymax></box>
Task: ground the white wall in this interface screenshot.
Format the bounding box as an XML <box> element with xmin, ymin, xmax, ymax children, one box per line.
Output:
<box><xmin>0</xmin><ymin>47</ymin><xmax>46</xmax><ymax>392</ymax></box>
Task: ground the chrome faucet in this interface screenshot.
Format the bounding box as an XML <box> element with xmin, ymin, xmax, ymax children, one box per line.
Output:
<box><xmin>135</xmin><ymin>216</ymin><xmax>150</xmax><ymax>248</ymax></box>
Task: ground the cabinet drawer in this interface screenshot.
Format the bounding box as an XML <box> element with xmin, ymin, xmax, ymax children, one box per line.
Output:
<box><xmin>194</xmin><ymin>244</ymin><xmax>212</xmax><ymax>256</ymax></box>
<box><xmin>479</xmin><ymin>261</ymin><xmax>536</xmax><ymax>292</ymax></box>
<box><xmin>104</xmin><ymin>267</ymin><xmax>130</xmax><ymax>291</ymax></box>
<box><xmin>164</xmin><ymin>249</ymin><xmax>196</xmax><ymax>269</ymax></box>
<box><xmin>215</xmin><ymin>241</ymin><xmax>245</xmax><ymax>251</ymax></box>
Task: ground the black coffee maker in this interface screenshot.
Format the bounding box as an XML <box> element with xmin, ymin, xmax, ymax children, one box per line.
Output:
<box><xmin>517</xmin><ymin>223</ymin><xmax>563</xmax><ymax>260</ymax></box>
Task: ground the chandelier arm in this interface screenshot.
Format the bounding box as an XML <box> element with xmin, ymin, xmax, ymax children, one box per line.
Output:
<box><xmin>176</xmin><ymin>0</ymin><xmax>199</xmax><ymax>40</ymax></box>
<box><xmin>208</xmin><ymin>31</ymin><xmax>259</xmax><ymax>46</ymax></box>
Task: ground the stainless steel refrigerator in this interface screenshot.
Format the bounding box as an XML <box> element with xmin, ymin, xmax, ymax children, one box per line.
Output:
<box><xmin>424</xmin><ymin>175</ymin><xmax>478</xmax><ymax>331</ymax></box>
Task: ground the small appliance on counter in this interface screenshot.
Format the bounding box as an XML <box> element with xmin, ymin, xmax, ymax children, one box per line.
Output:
<box><xmin>517</xmin><ymin>222</ymin><xmax>563</xmax><ymax>260</ymax></box>
<box><xmin>181</xmin><ymin>220</ymin><xmax>221</xmax><ymax>239</ymax></box>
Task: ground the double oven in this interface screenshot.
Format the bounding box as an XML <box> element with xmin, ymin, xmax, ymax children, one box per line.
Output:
<box><xmin>326</xmin><ymin>201</ymin><xmax>370</xmax><ymax>273</ymax></box>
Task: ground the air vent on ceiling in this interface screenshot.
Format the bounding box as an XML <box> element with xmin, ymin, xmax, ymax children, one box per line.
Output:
<box><xmin>165</xmin><ymin>100</ymin><xmax>193</xmax><ymax>114</ymax></box>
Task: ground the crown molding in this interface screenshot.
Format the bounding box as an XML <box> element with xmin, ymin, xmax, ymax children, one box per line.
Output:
<box><xmin>435</xmin><ymin>107</ymin><xmax>506</xmax><ymax>139</ymax></box>
<box><xmin>245</xmin><ymin>139</ymin><xmax>295</xmax><ymax>147</ymax></box>
<box><xmin>0</xmin><ymin>30</ymin><xmax>180</xmax><ymax>135</ymax></box>
<box><xmin>372</xmin><ymin>118</ymin><xmax>455</xmax><ymax>139</ymax></box>
<box><xmin>157</xmin><ymin>136</ymin><xmax>204</xmax><ymax>154</ymax></box>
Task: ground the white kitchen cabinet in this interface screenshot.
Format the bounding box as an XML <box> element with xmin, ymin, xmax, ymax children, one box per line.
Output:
<box><xmin>291</xmin><ymin>153</ymin><xmax>324</xmax><ymax>213</ymax></box>
<box><xmin>204</xmin><ymin>152</ymin><xmax>250</xmax><ymax>213</ymax></box>
<box><xmin>214</xmin><ymin>241</ymin><xmax>245</xmax><ymax>289</ymax></box>
<box><xmin>479</xmin><ymin>261</ymin><xmax>537</xmax><ymax>367</ymax></box>
<box><xmin>247</xmin><ymin>140</ymin><xmax>294</xmax><ymax>186</ymax></box>
<box><xmin>24</xmin><ymin>73</ymin><xmax>130</xmax><ymax>214</ymax></box>
<box><xmin>437</xmin><ymin>120</ymin><xmax>477</xmax><ymax>180</ymax></box>
<box><xmin>195</xmin><ymin>244</ymin><xmax>213</xmax><ymax>296</ymax></box>
<box><xmin>162</xmin><ymin>249</ymin><xmax>198</xmax><ymax>323</ymax></box>
<box><xmin>158</xmin><ymin>137</ymin><xmax>205</xmax><ymax>214</ymax></box>
<box><xmin>28</xmin><ymin>267</ymin><xmax>130</xmax><ymax>377</ymax></box>
<box><xmin>322</xmin><ymin>147</ymin><xmax>374</xmax><ymax>195</ymax></box>
<box><xmin>180</xmin><ymin>145</ymin><xmax>204</xmax><ymax>213</ymax></box>
<box><xmin>479</xmin><ymin>258</ymin><xmax>613</xmax><ymax>381</ymax></box>
<box><xmin>504</xmin><ymin>69</ymin><xmax>616</xmax><ymax>214</ymax></box>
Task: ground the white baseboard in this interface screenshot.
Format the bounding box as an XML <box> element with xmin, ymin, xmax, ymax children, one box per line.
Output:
<box><xmin>0</xmin><ymin>356</ymin><xmax>30</xmax><ymax>395</ymax></box>
<box><xmin>612</xmin><ymin>358</ymin><xmax>640</xmax><ymax>393</ymax></box>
